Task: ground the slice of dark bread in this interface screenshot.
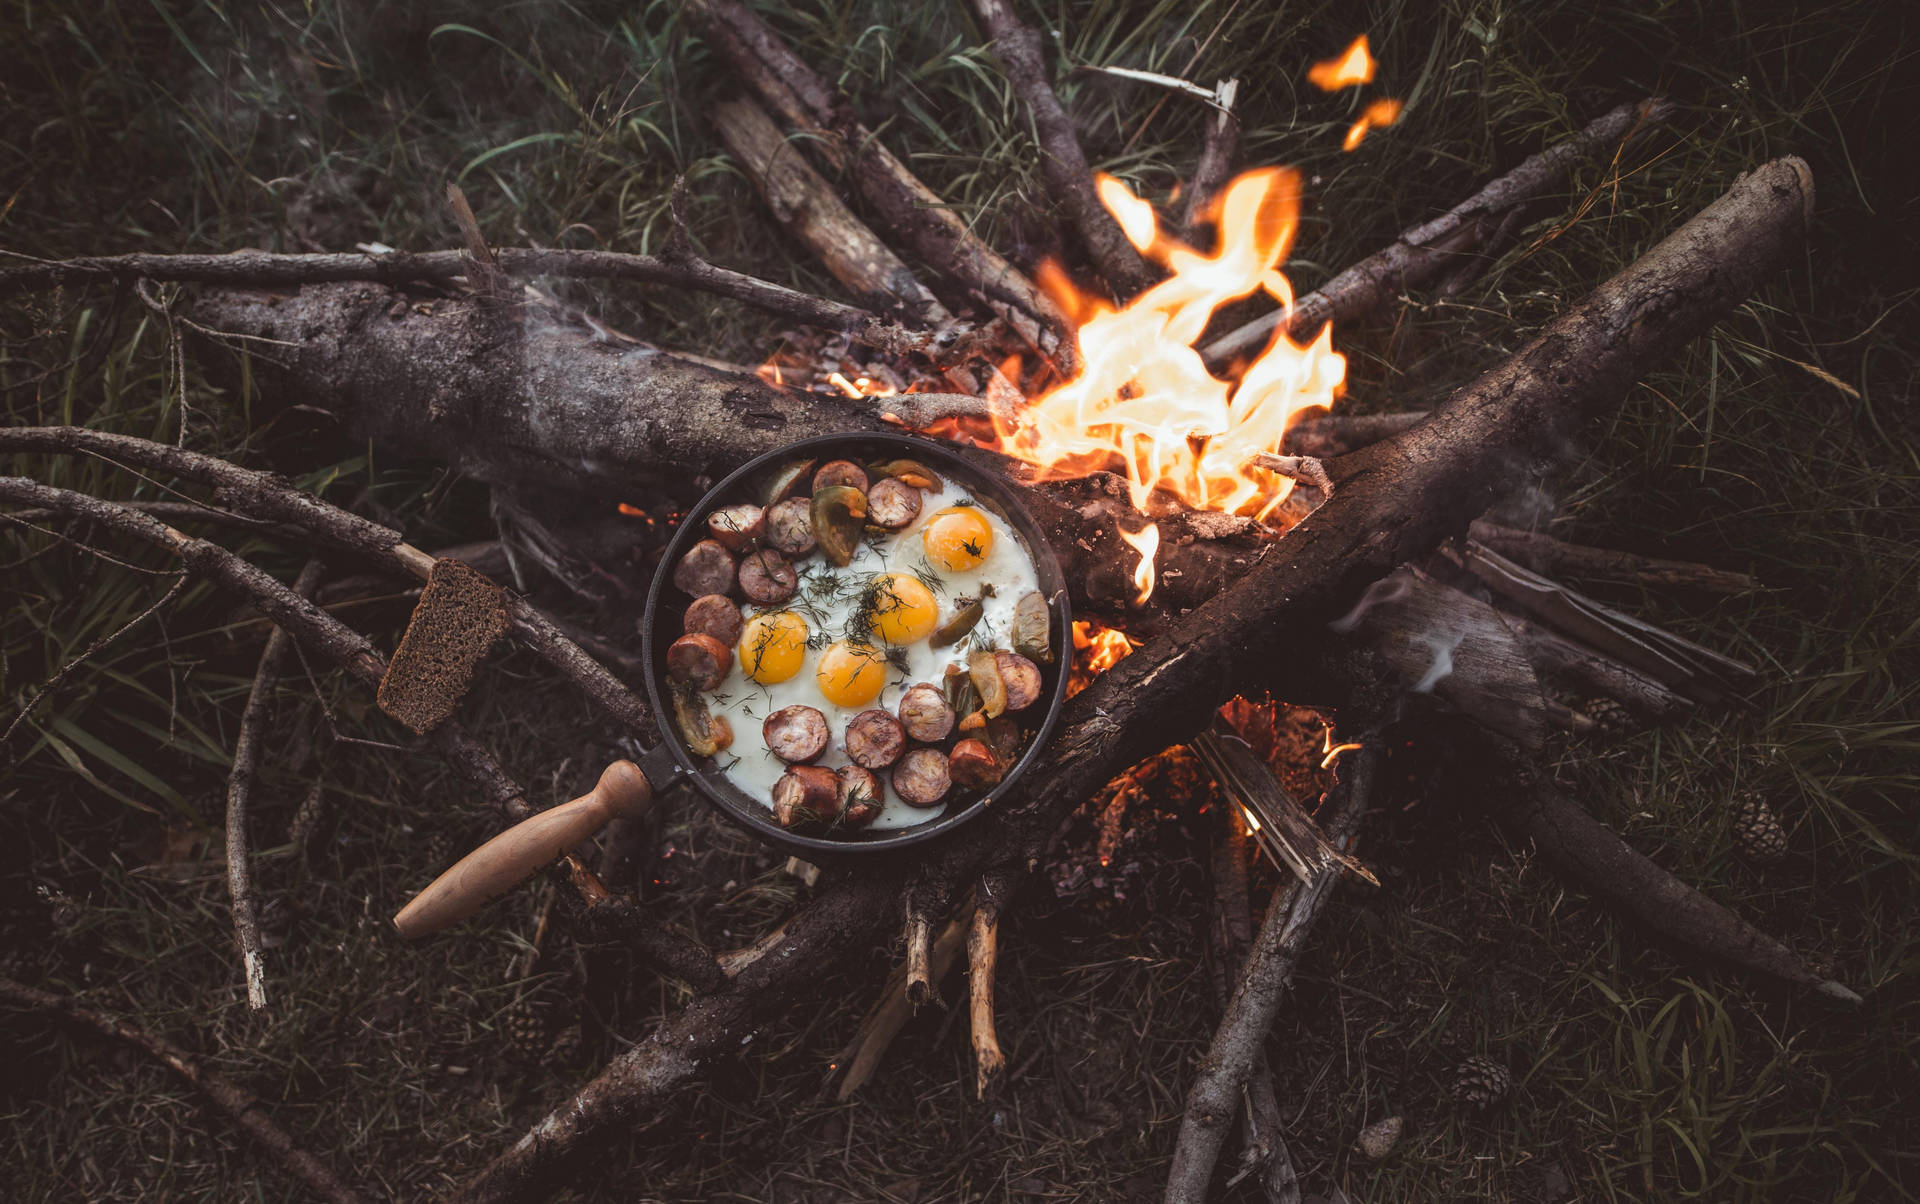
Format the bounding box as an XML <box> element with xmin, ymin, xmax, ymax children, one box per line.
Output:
<box><xmin>377</xmin><ymin>558</ymin><xmax>510</xmax><ymax>734</ymax></box>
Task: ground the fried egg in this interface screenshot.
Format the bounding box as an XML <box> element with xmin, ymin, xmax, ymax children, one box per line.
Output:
<box><xmin>702</xmin><ymin>478</ymin><xmax>1041</xmax><ymax>830</ymax></box>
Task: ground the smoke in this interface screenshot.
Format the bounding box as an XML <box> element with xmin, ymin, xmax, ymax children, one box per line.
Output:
<box><xmin>1410</xmin><ymin>631</ymin><xmax>1465</xmax><ymax>693</ymax></box>
<box><xmin>1328</xmin><ymin>573</ymin><xmax>1415</xmax><ymax>634</ymax></box>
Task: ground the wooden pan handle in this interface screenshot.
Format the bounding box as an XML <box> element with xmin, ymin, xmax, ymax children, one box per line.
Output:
<box><xmin>392</xmin><ymin>760</ymin><xmax>652</xmax><ymax>940</ymax></box>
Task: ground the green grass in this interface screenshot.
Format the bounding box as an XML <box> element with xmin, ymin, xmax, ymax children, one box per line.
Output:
<box><xmin>3</xmin><ymin>0</ymin><xmax>1917</xmax><ymax>1200</ymax></box>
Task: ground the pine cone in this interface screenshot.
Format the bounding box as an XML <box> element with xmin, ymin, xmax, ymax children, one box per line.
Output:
<box><xmin>287</xmin><ymin>782</ymin><xmax>326</xmax><ymax>850</ymax></box>
<box><xmin>548</xmin><ymin>1023</ymin><xmax>584</xmax><ymax>1063</ymax></box>
<box><xmin>1732</xmin><ymin>790</ymin><xmax>1788</xmax><ymax>864</ymax></box>
<box><xmin>1450</xmin><ymin>1056</ymin><xmax>1511</xmax><ymax>1109</ymax></box>
<box><xmin>1579</xmin><ymin>696</ymin><xmax>1635</xmax><ymax>737</ymax></box>
<box><xmin>503</xmin><ymin>997</ymin><xmax>553</xmax><ymax>1060</ymax></box>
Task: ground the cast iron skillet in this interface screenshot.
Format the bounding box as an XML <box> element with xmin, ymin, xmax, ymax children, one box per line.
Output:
<box><xmin>636</xmin><ymin>432</ymin><xmax>1072</xmax><ymax>856</ymax></box>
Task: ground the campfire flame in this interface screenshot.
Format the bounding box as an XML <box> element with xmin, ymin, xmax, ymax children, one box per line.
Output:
<box><xmin>1070</xmin><ymin>619</ymin><xmax>1137</xmax><ymax>696</ymax></box>
<box><xmin>990</xmin><ymin>170</ymin><xmax>1349</xmax><ymax>568</ymax></box>
<box><xmin>1307</xmin><ymin>35</ymin><xmax>1376</xmax><ymax>91</ymax></box>
<box><xmin>1343</xmin><ymin>98</ymin><xmax>1404</xmax><ymax>152</ymax></box>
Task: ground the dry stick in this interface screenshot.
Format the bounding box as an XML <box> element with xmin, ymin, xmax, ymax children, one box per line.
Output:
<box><xmin>0</xmin><ymin>976</ymin><xmax>370</xmax><ymax>1204</ymax></box>
<box><xmin>1460</xmin><ymin>733</ymin><xmax>1862</xmax><ymax>1003</ymax></box>
<box><xmin>711</xmin><ymin>95</ymin><xmax>952</xmax><ymax>325</ymax></box>
<box><xmin>0</xmin><ymin>426</ymin><xmax>656</xmax><ymax>742</ymax></box>
<box><xmin>1178</xmin><ymin>79</ymin><xmax>1242</xmax><ymax>240</ymax></box>
<box><xmin>0</xmin><ymin>478</ymin><xmax>725</xmax><ymax>991</ymax></box>
<box><xmin>687</xmin><ymin>0</ymin><xmax>1076</xmax><ymax>371</ymax></box>
<box><xmin>0</xmin><ymin>246</ymin><xmax>928</xmax><ymax>355</ymax></box>
<box><xmin>903</xmin><ymin>912</ymin><xmax>936</xmax><ymax>1008</ymax></box>
<box><xmin>970</xmin><ymin>0</ymin><xmax>1156</xmax><ymax>300</ymax></box>
<box><xmin>831</xmin><ymin>907</ymin><xmax>969</xmax><ymax>1100</ymax></box>
<box><xmin>1164</xmin><ymin>743</ymin><xmax>1381</xmax><ymax>1204</ymax></box>
<box><xmin>450</xmin><ymin>161</ymin><xmax>1816</xmax><ymax>1204</ymax></box>
<box><xmin>227</xmin><ymin>556</ymin><xmax>323</xmax><ymax>1011</ymax></box>
<box><xmin>1468</xmin><ymin>519</ymin><xmax>1758</xmax><ymax>595</ymax></box>
<box><xmin>1201</xmin><ymin>97</ymin><xmax>1676</xmax><ymax>366</ymax></box>
<box><xmin>1204</xmin><ymin>799</ymin><xmax>1301</xmax><ymax>1201</ymax></box>
<box><xmin>968</xmin><ymin>869</ymin><xmax>1019</xmax><ymax>1100</ymax></box>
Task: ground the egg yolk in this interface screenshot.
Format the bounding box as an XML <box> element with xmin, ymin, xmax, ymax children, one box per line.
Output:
<box><xmin>816</xmin><ymin>641</ymin><xmax>888</xmax><ymax>707</ymax></box>
<box><xmin>869</xmin><ymin>573</ymin><xmax>939</xmax><ymax>644</ymax></box>
<box><xmin>739</xmin><ymin>611</ymin><xmax>808</xmax><ymax>684</ymax></box>
<box><xmin>923</xmin><ymin>506</ymin><xmax>994</xmax><ymax>572</ymax></box>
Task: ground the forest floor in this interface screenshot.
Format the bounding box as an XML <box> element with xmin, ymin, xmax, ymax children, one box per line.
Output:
<box><xmin>2</xmin><ymin>1</ymin><xmax>1917</xmax><ymax>1200</ymax></box>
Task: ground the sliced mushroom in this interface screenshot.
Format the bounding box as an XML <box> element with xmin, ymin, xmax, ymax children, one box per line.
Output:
<box><xmin>877</xmin><ymin>458</ymin><xmax>944</xmax><ymax>491</ymax></box>
<box><xmin>760</xmin><ymin>459</ymin><xmax>817</xmax><ymax>508</ymax></box>
<box><xmin>810</xmin><ymin>485</ymin><xmax>869</xmax><ymax>567</ymax></box>
<box><xmin>671</xmin><ymin>685</ymin><xmax>734</xmax><ymax>758</ymax></box>
<box><xmin>1011</xmin><ymin>591</ymin><xmax>1053</xmax><ymax>663</ymax></box>
<box><xmin>968</xmin><ymin>650</ymin><xmax>1008</xmax><ymax>719</ymax></box>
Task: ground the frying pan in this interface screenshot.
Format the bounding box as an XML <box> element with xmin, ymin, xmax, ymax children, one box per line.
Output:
<box><xmin>638</xmin><ymin>431</ymin><xmax>1072</xmax><ymax>855</ymax></box>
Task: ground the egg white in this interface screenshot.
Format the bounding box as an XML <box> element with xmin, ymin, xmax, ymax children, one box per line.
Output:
<box><xmin>698</xmin><ymin>479</ymin><xmax>1041</xmax><ymax>830</ymax></box>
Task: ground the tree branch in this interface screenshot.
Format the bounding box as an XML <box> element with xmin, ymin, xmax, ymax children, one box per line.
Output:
<box><xmin>1202</xmin><ymin>97</ymin><xmax>1677</xmax><ymax>365</ymax></box>
<box><xmin>0</xmin><ymin>975</ymin><xmax>370</xmax><ymax>1204</ymax></box>
<box><xmin>971</xmin><ymin>0</ymin><xmax>1156</xmax><ymax>299</ymax></box>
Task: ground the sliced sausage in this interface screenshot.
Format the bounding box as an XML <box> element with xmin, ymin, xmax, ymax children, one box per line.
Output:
<box><xmin>891</xmin><ymin>747</ymin><xmax>951</xmax><ymax>807</ymax></box>
<box><xmin>738</xmin><ymin>547</ymin><xmax>799</xmax><ymax>605</ymax></box>
<box><xmin>897</xmin><ymin>683</ymin><xmax>955</xmax><ymax>743</ymax></box>
<box><xmin>672</xmin><ymin>539</ymin><xmax>737</xmax><ymax>598</ymax></box>
<box><xmin>844</xmin><ymin>708</ymin><xmax>906</xmax><ymax>769</ymax></box>
<box><xmin>835</xmin><ymin>765</ymin><xmax>883</xmax><ymax>828</ymax></box>
<box><xmin>812</xmin><ymin>459</ymin><xmax>869</xmax><ymax>492</ymax></box>
<box><xmin>682</xmin><ymin>594</ymin><xmax>744</xmax><ymax>647</ymax></box>
<box><xmin>706</xmin><ymin>503</ymin><xmax>765</xmax><ymax>551</ymax></box>
<box><xmin>995</xmin><ymin>651</ymin><xmax>1045</xmax><ymax>712</ymax></box>
<box><xmin>948</xmin><ymin>738</ymin><xmax>1003</xmax><ymax>790</ymax></box>
<box><xmin>763</xmin><ymin>497</ymin><xmax>816</xmax><ymax>556</ymax></box>
<box><xmin>772</xmin><ymin>765</ymin><xmax>841</xmax><ymax>829</ymax></box>
<box><xmin>866</xmin><ymin>477</ymin><xmax>923</xmax><ymax>530</ymax></box>
<box><xmin>666</xmin><ymin>633</ymin><xmax>732</xmax><ymax>690</ymax></box>
<box><xmin>762</xmin><ymin>704</ymin><xmax>830</xmax><ymax>764</ymax></box>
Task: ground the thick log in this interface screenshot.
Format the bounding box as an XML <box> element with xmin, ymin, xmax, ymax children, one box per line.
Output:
<box><xmin>687</xmin><ymin>0</ymin><xmax>1076</xmax><ymax>368</ymax></box>
<box><xmin>711</xmin><ymin>95</ymin><xmax>951</xmax><ymax>324</ymax></box>
<box><xmin>450</xmin><ymin>161</ymin><xmax>1813</xmax><ymax>1202</ymax></box>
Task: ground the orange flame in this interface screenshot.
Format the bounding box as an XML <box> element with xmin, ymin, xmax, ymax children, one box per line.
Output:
<box><xmin>1342</xmin><ymin>98</ymin><xmax>1403</xmax><ymax>151</ymax></box>
<box><xmin>1118</xmin><ymin>522</ymin><xmax>1159</xmax><ymax>605</ymax></box>
<box><xmin>1070</xmin><ymin>620</ymin><xmax>1137</xmax><ymax>695</ymax></box>
<box><xmin>1308</xmin><ymin>35</ymin><xmax>1375</xmax><ymax>92</ymax></box>
<box><xmin>990</xmin><ymin>169</ymin><xmax>1348</xmax><ymax>531</ymax></box>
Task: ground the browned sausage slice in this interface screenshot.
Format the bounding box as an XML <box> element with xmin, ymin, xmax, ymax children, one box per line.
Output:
<box><xmin>672</xmin><ymin>539</ymin><xmax>737</xmax><ymax>598</ymax></box>
<box><xmin>682</xmin><ymin>594</ymin><xmax>744</xmax><ymax>647</ymax></box>
<box><xmin>738</xmin><ymin>547</ymin><xmax>799</xmax><ymax>605</ymax></box>
<box><xmin>866</xmin><ymin>477</ymin><xmax>923</xmax><ymax>530</ymax></box>
<box><xmin>666</xmin><ymin>633</ymin><xmax>732</xmax><ymax>690</ymax></box>
<box><xmin>948</xmin><ymin>738</ymin><xmax>1003</xmax><ymax>790</ymax></box>
<box><xmin>844</xmin><ymin>708</ymin><xmax>906</xmax><ymax>769</ymax></box>
<box><xmin>995</xmin><ymin>651</ymin><xmax>1044</xmax><ymax>712</ymax></box>
<box><xmin>835</xmin><ymin>765</ymin><xmax>883</xmax><ymax>828</ymax></box>
<box><xmin>762</xmin><ymin>704</ymin><xmax>830</xmax><ymax>764</ymax></box>
<box><xmin>897</xmin><ymin>683</ymin><xmax>955</xmax><ymax>743</ymax></box>
<box><xmin>706</xmin><ymin>503</ymin><xmax>765</xmax><ymax>551</ymax></box>
<box><xmin>891</xmin><ymin>747</ymin><xmax>951</xmax><ymax>807</ymax></box>
<box><xmin>763</xmin><ymin>497</ymin><xmax>816</xmax><ymax>556</ymax></box>
<box><xmin>772</xmin><ymin>765</ymin><xmax>841</xmax><ymax>829</ymax></box>
<box><xmin>812</xmin><ymin>460</ymin><xmax>869</xmax><ymax>492</ymax></box>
